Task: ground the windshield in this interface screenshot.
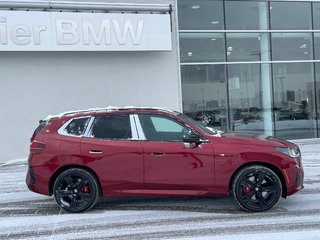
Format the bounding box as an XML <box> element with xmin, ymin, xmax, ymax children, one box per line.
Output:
<box><xmin>176</xmin><ymin>113</ymin><xmax>219</xmax><ymax>136</ymax></box>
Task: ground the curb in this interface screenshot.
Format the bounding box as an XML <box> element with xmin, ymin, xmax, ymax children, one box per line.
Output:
<box><xmin>290</xmin><ymin>138</ymin><xmax>320</xmax><ymax>145</ymax></box>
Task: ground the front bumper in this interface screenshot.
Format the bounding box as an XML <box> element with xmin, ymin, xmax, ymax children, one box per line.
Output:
<box><xmin>285</xmin><ymin>161</ymin><xmax>304</xmax><ymax>196</ymax></box>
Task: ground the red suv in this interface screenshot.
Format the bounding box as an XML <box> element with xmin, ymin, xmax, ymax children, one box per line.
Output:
<box><xmin>26</xmin><ymin>107</ymin><xmax>304</xmax><ymax>213</ymax></box>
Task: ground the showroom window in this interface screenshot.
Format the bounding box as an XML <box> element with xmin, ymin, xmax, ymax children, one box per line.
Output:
<box><xmin>179</xmin><ymin>33</ymin><xmax>225</xmax><ymax>63</ymax></box>
<box><xmin>270</xmin><ymin>2</ymin><xmax>312</xmax><ymax>30</ymax></box>
<box><xmin>271</xmin><ymin>33</ymin><xmax>313</xmax><ymax>61</ymax></box>
<box><xmin>315</xmin><ymin>63</ymin><xmax>320</xmax><ymax>137</ymax></box>
<box><xmin>228</xmin><ymin>63</ymin><xmax>272</xmax><ymax>135</ymax></box>
<box><xmin>313</xmin><ymin>3</ymin><xmax>320</xmax><ymax>30</ymax></box>
<box><xmin>181</xmin><ymin>64</ymin><xmax>227</xmax><ymax>129</ymax></box>
<box><xmin>313</xmin><ymin>33</ymin><xmax>320</xmax><ymax>60</ymax></box>
<box><xmin>225</xmin><ymin>1</ymin><xmax>267</xmax><ymax>30</ymax></box>
<box><xmin>226</xmin><ymin>33</ymin><xmax>270</xmax><ymax>62</ymax></box>
<box><xmin>178</xmin><ymin>0</ymin><xmax>319</xmax><ymax>139</ymax></box>
<box><xmin>178</xmin><ymin>0</ymin><xmax>224</xmax><ymax>30</ymax></box>
<box><xmin>272</xmin><ymin>63</ymin><xmax>317</xmax><ymax>139</ymax></box>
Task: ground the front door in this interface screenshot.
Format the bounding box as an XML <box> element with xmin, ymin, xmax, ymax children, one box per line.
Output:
<box><xmin>137</xmin><ymin>114</ymin><xmax>215</xmax><ymax>194</ymax></box>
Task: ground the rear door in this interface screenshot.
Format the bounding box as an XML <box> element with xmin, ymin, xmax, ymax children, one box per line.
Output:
<box><xmin>80</xmin><ymin>114</ymin><xmax>144</xmax><ymax>195</ymax></box>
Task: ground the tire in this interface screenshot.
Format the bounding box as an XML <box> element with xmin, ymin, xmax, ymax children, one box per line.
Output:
<box><xmin>53</xmin><ymin>168</ymin><xmax>100</xmax><ymax>213</ymax></box>
<box><xmin>232</xmin><ymin>165</ymin><xmax>282</xmax><ymax>212</ymax></box>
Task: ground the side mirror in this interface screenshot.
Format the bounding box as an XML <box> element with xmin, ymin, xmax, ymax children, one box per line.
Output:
<box><xmin>183</xmin><ymin>132</ymin><xmax>203</xmax><ymax>144</ymax></box>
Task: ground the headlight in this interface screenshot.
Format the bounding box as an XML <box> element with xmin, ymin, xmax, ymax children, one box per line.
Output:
<box><xmin>276</xmin><ymin>147</ymin><xmax>300</xmax><ymax>158</ymax></box>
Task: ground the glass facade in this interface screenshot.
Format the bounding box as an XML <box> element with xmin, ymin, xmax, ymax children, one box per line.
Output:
<box><xmin>178</xmin><ymin>0</ymin><xmax>320</xmax><ymax>139</ymax></box>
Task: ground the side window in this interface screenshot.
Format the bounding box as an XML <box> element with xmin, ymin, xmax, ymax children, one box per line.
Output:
<box><xmin>91</xmin><ymin>114</ymin><xmax>132</xmax><ymax>140</ymax></box>
<box><xmin>151</xmin><ymin>117</ymin><xmax>184</xmax><ymax>132</ymax></box>
<box><xmin>63</xmin><ymin>117</ymin><xmax>90</xmax><ymax>136</ymax></box>
<box><xmin>139</xmin><ymin>114</ymin><xmax>190</xmax><ymax>142</ymax></box>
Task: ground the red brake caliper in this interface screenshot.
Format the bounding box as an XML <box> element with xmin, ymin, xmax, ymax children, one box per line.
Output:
<box><xmin>242</xmin><ymin>186</ymin><xmax>251</xmax><ymax>195</ymax></box>
<box><xmin>82</xmin><ymin>185</ymin><xmax>91</xmax><ymax>194</ymax></box>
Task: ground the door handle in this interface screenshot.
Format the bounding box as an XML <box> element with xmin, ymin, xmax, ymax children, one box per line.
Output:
<box><xmin>153</xmin><ymin>152</ymin><xmax>164</xmax><ymax>156</ymax></box>
<box><xmin>89</xmin><ymin>150</ymin><xmax>102</xmax><ymax>154</ymax></box>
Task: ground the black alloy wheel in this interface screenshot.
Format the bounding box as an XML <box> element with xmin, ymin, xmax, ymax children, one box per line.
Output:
<box><xmin>233</xmin><ymin>165</ymin><xmax>282</xmax><ymax>212</ymax></box>
<box><xmin>53</xmin><ymin>168</ymin><xmax>100</xmax><ymax>213</ymax></box>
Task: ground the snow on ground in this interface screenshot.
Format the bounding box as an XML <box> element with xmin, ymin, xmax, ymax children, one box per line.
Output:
<box><xmin>0</xmin><ymin>143</ymin><xmax>320</xmax><ymax>240</ymax></box>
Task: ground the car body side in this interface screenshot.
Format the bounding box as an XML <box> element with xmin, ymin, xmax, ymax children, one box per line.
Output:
<box><xmin>26</xmin><ymin>109</ymin><xmax>303</xmax><ymax>200</ymax></box>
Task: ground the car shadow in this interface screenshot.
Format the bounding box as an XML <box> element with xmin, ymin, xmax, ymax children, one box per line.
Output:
<box><xmin>0</xmin><ymin>195</ymin><xmax>288</xmax><ymax>217</ymax></box>
<box><xmin>92</xmin><ymin>196</ymin><xmax>245</xmax><ymax>214</ymax></box>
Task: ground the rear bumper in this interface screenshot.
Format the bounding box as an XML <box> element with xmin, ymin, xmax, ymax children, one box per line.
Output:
<box><xmin>26</xmin><ymin>165</ymin><xmax>51</xmax><ymax>196</ymax></box>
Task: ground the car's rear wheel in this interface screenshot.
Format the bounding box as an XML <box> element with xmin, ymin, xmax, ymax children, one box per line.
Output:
<box><xmin>53</xmin><ymin>168</ymin><xmax>99</xmax><ymax>213</ymax></box>
<box><xmin>232</xmin><ymin>165</ymin><xmax>282</xmax><ymax>212</ymax></box>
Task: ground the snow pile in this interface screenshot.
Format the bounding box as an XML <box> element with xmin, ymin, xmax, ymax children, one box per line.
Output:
<box><xmin>0</xmin><ymin>158</ymin><xmax>27</xmax><ymax>167</ymax></box>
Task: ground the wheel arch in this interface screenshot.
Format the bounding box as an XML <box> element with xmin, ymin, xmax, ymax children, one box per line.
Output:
<box><xmin>228</xmin><ymin>161</ymin><xmax>287</xmax><ymax>198</ymax></box>
<box><xmin>49</xmin><ymin>164</ymin><xmax>102</xmax><ymax>196</ymax></box>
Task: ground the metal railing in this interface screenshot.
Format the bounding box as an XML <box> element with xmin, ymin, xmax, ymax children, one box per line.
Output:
<box><xmin>0</xmin><ymin>0</ymin><xmax>171</xmax><ymax>12</ymax></box>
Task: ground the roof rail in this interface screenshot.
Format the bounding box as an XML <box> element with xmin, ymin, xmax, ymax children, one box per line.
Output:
<box><xmin>44</xmin><ymin>106</ymin><xmax>172</xmax><ymax>120</ymax></box>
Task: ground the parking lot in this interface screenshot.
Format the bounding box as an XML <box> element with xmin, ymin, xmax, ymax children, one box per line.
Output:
<box><xmin>1</xmin><ymin>144</ymin><xmax>320</xmax><ymax>240</ymax></box>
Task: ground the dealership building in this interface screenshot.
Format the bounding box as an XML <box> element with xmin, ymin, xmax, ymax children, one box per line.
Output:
<box><xmin>1</xmin><ymin>0</ymin><xmax>320</xmax><ymax>162</ymax></box>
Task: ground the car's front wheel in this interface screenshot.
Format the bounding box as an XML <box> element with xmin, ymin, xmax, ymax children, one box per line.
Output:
<box><xmin>53</xmin><ymin>168</ymin><xmax>100</xmax><ymax>213</ymax></box>
<box><xmin>232</xmin><ymin>165</ymin><xmax>282</xmax><ymax>212</ymax></box>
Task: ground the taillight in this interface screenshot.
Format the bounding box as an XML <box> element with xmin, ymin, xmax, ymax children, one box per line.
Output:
<box><xmin>30</xmin><ymin>141</ymin><xmax>46</xmax><ymax>155</ymax></box>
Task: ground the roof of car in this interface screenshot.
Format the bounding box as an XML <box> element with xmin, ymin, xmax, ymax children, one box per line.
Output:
<box><xmin>44</xmin><ymin>106</ymin><xmax>174</xmax><ymax>120</ymax></box>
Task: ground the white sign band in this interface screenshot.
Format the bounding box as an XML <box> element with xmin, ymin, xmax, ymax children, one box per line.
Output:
<box><xmin>0</xmin><ymin>10</ymin><xmax>172</xmax><ymax>51</ymax></box>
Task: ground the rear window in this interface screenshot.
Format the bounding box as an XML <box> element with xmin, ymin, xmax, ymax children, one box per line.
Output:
<box><xmin>61</xmin><ymin>117</ymin><xmax>90</xmax><ymax>136</ymax></box>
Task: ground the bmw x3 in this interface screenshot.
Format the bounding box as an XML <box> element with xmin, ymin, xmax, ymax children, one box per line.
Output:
<box><xmin>26</xmin><ymin>107</ymin><xmax>304</xmax><ymax>213</ymax></box>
